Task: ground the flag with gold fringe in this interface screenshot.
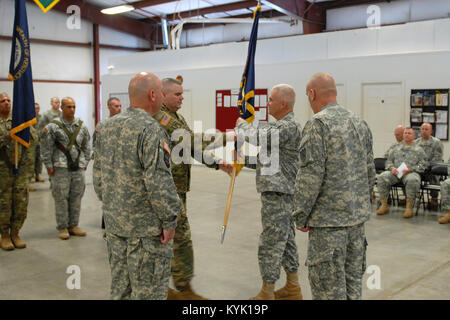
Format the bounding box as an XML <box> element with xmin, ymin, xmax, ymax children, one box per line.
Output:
<box><xmin>221</xmin><ymin>2</ymin><xmax>261</xmax><ymax>244</ymax></box>
<box><xmin>234</xmin><ymin>2</ymin><xmax>261</xmax><ymax>176</ymax></box>
<box><xmin>9</xmin><ymin>0</ymin><xmax>36</xmax><ymax>148</ymax></box>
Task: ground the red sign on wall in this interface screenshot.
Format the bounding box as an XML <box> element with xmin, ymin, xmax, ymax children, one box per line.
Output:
<box><xmin>215</xmin><ymin>88</ymin><xmax>268</xmax><ymax>132</ymax></box>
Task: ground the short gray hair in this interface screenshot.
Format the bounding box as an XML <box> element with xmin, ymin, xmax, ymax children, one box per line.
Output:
<box><xmin>272</xmin><ymin>84</ymin><xmax>296</xmax><ymax>108</ymax></box>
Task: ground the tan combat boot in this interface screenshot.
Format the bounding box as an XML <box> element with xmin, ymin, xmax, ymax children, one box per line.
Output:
<box><xmin>36</xmin><ymin>174</ymin><xmax>45</xmax><ymax>183</ymax></box>
<box><xmin>438</xmin><ymin>210</ymin><xmax>450</xmax><ymax>224</ymax></box>
<box><xmin>403</xmin><ymin>199</ymin><xmax>414</xmax><ymax>218</ymax></box>
<box><xmin>274</xmin><ymin>271</ymin><xmax>303</xmax><ymax>300</ymax></box>
<box><xmin>59</xmin><ymin>228</ymin><xmax>70</xmax><ymax>240</ymax></box>
<box><xmin>167</xmin><ymin>287</ymin><xmax>179</xmax><ymax>300</ymax></box>
<box><xmin>376</xmin><ymin>197</ymin><xmax>389</xmax><ymax>215</ymax></box>
<box><xmin>68</xmin><ymin>226</ymin><xmax>87</xmax><ymax>237</ymax></box>
<box><xmin>176</xmin><ymin>283</ymin><xmax>208</xmax><ymax>300</ymax></box>
<box><xmin>1</xmin><ymin>231</ymin><xmax>15</xmax><ymax>251</ymax></box>
<box><xmin>249</xmin><ymin>282</ymin><xmax>275</xmax><ymax>300</ymax></box>
<box><xmin>11</xmin><ymin>229</ymin><xmax>26</xmax><ymax>249</ymax></box>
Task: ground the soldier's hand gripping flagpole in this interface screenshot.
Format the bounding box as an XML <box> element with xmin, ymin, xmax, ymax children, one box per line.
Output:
<box><xmin>220</xmin><ymin>1</ymin><xmax>261</xmax><ymax>244</ymax></box>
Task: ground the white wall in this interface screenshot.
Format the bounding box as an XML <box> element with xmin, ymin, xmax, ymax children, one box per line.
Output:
<box><xmin>104</xmin><ymin>17</ymin><xmax>450</xmax><ymax>161</ymax></box>
<box><xmin>0</xmin><ymin>0</ymin><xmax>150</xmax><ymax>182</ymax></box>
<box><xmin>327</xmin><ymin>0</ymin><xmax>450</xmax><ymax>31</ymax></box>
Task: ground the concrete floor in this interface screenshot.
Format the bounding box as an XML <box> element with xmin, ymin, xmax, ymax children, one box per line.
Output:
<box><xmin>0</xmin><ymin>166</ymin><xmax>449</xmax><ymax>300</ymax></box>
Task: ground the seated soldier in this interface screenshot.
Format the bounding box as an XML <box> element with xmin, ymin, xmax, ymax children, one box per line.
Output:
<box><xmin>384</xmin><ymin>125</ymin><xmax>404</xmax><ymax>158</ymax></box>
<box><xmin>376</xmin><ymin>128</ymin><xmax>427</xmax><ymax>218</ymax></box>
<box><xmin>415</xmin><ymin>123</ymin><xmax>444</xmax><ymax>210</ymax></box>
<box><xmin>439</xmin><ymin>175</ymin><xmax>450</xmax><ymax>224</ymax></box>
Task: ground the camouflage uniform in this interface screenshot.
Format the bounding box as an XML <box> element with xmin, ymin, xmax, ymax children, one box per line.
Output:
<box><xmin>40</xmin><ymin>109</ymin><xmax>61</xmax><ymax>134</ymax></box>
<box><xmin>40</xmin><ymin>116</ymin><xmax>91</xmax><ymax>231</ymax></box>
<box><xmin>152</xmin><ymin>105</ymin><xmax>223</xmax><ymax>290</ymax></box>
<box><xmin>0</xmin><ymin>116</ymin><xmax>35</xmax><ymax>234</ymax></box>
<box><xmin>93</xmin><ymin>107</ymin><xmax>181</xmax><ymax>300</ymax></box>
<box><xmin>236</xmin><ymin>112</ymin><xmax>302</xmax><ymax>284</ymax></box>
<box><xmin>293</xmin><ymin>103</ymin><xmax>375</xmax><ymax>300</ymax></box>
<box><xmin>383</xmin><ymin>141</ymin><xmax>401</xmax><ymax>159</ymax></box>
<box><xmin>377</xmin><ymin>143</ymin><xmax>427</xmax><ymax>200</ymax></box>
<box><xmin>440</xmin><ymin>179</ymin><xmax>450</xmax><ymax>210</ymax></box>
<box><xmin>30</xmin><ymin>114</ymin><xmax>42</xmax><ymax>176</ymax></box>
<box><xmin>415</xmin><ymin>136</ymin><xmax>443</xmax><ymax>199</ymax></box>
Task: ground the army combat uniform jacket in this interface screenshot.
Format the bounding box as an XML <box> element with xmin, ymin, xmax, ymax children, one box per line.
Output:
<box><xmin>236</xmin><ymin>112</ymin><xmax>302</xmax><ymax>194</ymax></box>
<box><xmin>153</xmin><ymin>105</ymin><xmax>224</xmax><ymax>194</ymax></box>
<box><xmin>93</xmin><ymin>107</ymin><xmax>181</xmax><ymax>238</ymax></box>
<box><xmin>293</xmin><ymin>103</ymin><xmax>376</xmax><ymax>228</ymax></box>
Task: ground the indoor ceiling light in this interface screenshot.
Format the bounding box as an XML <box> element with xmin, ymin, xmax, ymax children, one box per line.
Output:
<box><xmin>101</xmin><ymin>5</ymin><xmax>134</xmax><ymax>15</ymax></box>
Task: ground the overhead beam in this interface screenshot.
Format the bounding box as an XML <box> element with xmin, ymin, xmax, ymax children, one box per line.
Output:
<box><xmin>166</xmin><ymin>0</ymin><xmax>259</xmax><ymax>21</ymax></box>
<box><xmin>133</xmin><ymin>0</ymin><xmax>178</xmax><ymax>10</ymax></box>
<box><xmin>318</xmin><ymin>0</ymin><xmax>398</xmax><ymax>10</ymax></box>
<box><xmin>262</xmin><ymin>0</ymin><xmax>325</xmax><ymax>33</ymax></box>
<box><xmin>25</xmin><ymin>0</ymin><xmax>158</xmax><ymax>41</ymax></box>
<box><xmin>261</xmin><ymin>0</ymin><xmax>307</xmax><ymax>20</ymax></box>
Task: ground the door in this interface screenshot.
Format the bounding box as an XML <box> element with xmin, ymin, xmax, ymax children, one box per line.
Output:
<box><xmin>363</xmin><ymin>83</ymin><xmax>403</xmax><ymax>158</ymax></box>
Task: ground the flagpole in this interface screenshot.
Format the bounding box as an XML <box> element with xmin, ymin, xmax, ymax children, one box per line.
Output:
<box><xmin>14</xmin><ymin>141</ymin><xmax>18</xmax><ymax>171</ymax></box>
<box><xmin>221</xmin><ymin>1</ymin><xmax>261</xmax><ymax>244</ymax></box>
<box><xmin>221</xmin><ymin>166</ymin><xmax>237</xmax><ymax>244</ymax></box>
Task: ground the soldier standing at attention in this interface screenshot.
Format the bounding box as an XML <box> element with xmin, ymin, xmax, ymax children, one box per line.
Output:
<box><xmin>415</xmin><ymin>122</ymin><xmax>443</xmax><ymax>210</ymax></box>
<box><xmin>93</xmin><ymin>72</ymin><xmax>182</xmax><ymax>300</ymax></box>
<box><xmin>235</xmin><ymin>84</ymin><xmax>303</xmax><ymax>300</ymax></box>
<box><xmin>92</xmin><ymin>97</ymin><xmax>122</xmax><ymax>231</ymax></box>
<box><xmin>293</xmin><ymin>73</ymin><xmax>376</xmax><ymax>300</ymax></box>
<box><xmin>376</xmin><ymin>128</ymin><xmax>427</xmax><ymax>218</ymax></box>
<box><xmin>152</xmin><ymin>78</ymin><xmax>232</xmax><ymax>300</ymax></box>
<box><xmin>0</xmin><ymin>92</ymin><xmax>34</xmax><ymax>250</ymax></box>
<box><xmin>41</xmin><ymin>97</ymin><xmax>91</xmax><ymax>239</ymax></box>
<box><xmin>40</xmin><ymin>97</ymin><xmax>61</xmax><ymax>136</ymax></box>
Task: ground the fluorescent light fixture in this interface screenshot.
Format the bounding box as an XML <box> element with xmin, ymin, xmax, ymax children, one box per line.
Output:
<box><xmin>101</xmin><ymin>5</ymin><xmax>134</xmax><ymax>15</ymax></box>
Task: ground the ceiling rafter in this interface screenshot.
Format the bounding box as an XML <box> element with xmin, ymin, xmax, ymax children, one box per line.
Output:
<box><xmin>25</xmin><ymin>0</ymin><xmax>159</xmax><ymax>42</ymax></box>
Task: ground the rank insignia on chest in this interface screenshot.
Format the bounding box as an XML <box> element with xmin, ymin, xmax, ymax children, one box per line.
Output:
<box><xmin>160</xmin><ymin>114</ymin><xmax>172</xmax><ymax>127</ymax></box>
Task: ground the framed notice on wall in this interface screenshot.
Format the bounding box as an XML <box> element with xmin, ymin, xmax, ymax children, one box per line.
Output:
<box><xmin>410</xmin><ymin>89</ymin><xmax>449</xmax><ymax>140</ymax></box>
<box><xmin>215</xmin><ymin>89</ymin><xmax>268</xmax><ymax>132</ymax></box>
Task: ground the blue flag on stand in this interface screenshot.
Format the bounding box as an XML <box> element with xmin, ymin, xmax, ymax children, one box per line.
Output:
<box><xmin>237</xmin><ymin>3</ymin><xmax>261</xmax><ymax>123</ymax></box>
<box><xmin>234</xmin><ymin>3</ymin><xmax>261</xmax><ymax>175</ymax></box>
<box><xmin>9</xmin><ymin>0</ymin><xmax>36</xmax><ymax>147</ymax></box>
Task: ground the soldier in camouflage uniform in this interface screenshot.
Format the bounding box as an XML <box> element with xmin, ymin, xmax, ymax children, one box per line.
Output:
<box><xmin>92</xmin><ymin>97</ymin><xmax>122</xmax><ymax>230</ymax></box>
<box><xmin>293</xmin><ymin>73</ymin><xmax>375</xmax><ymax>300</ymax></box>
<box><xmin>376</xmin><ymin>128</ymin><xmax>427</xmax><ymax>218</ymax></box>
<box><xmin>235</xmin><ymin>84</ymin><xmax>302</xmax><ymax>300</ymax></box>
<box><xmin>28</xmin><ymin>103</ymin><xmax>43</xmax><ymax>192</ymax></box>
<box><xmin>0</xmin><ymin>93</ymin><xmax>35</xmax><ymax>250</ymax></box>
<box><xmin>93</xmin><ymin>72</ymin><xmax>181</xmax><ymax>300</ymax></box>
<box><xmin>384</xmin><ymin>125</ymin><xmax>404</xmax><ymax>158</ymax></box>
<box><xmin>41</xmin><ymin>97</ymin><xmax>91</xmax><ymax>240</ymax></box>
<box><xmin>415</xmin><ymin>122</ymin><xmax>444</xmax><ymax>209</ymax></box>
<box><xmin>40</xmin><ymin>97</ymin><xmax>61</xmax><ymax>136</ymax></box>
<box><xmin>438</xmin><ymin>178</ymin><xmax>450</xmax><ymax>224</ymax></box>
<box><xmin>152</xmin><ymin>78</ymin><xmax>232</xmax><ymax>300</ymax></box>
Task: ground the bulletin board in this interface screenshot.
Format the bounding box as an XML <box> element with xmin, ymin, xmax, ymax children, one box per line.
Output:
<box><xmin>410</xmin><ymin>88</ymin><xmax>449</xmax><ymax>140</ymax></box>
<box><xmin>216</xmin><ymin>88</ymin><xmax>268</xmax><ymax>132</ymax></box>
